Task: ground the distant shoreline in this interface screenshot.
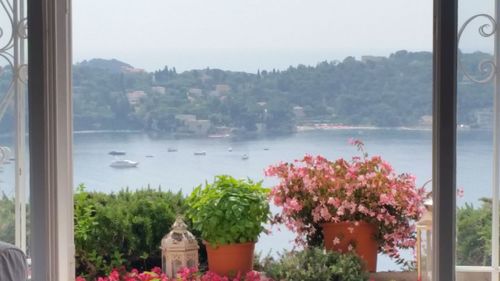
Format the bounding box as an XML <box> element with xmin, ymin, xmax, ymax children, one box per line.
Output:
<box><xmin>73</xmin><ymin>130</ymin><xmax>143</xmax><ymax>135</ymax></box>
<box><xmin>70</xmin><ymin>125</ymin><xmax>478</xmax><ymax>137</ymax></box>
<box><xmin>0</xmin><ymin>125</ymin><xmax>482</xmax><ymax>141</ymax></box>
<box><xmin>296</xmin><ymin>124</ymin><xmax>433</xmax><ymax>132</ymax></box>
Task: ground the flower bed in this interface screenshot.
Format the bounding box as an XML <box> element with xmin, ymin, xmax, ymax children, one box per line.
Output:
<box><xmin>76</xmin><ymin>267</ymin><xmax>265</xmax><ymax>281</ymax></box>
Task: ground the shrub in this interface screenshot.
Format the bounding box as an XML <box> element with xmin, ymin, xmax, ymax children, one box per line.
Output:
<box><xmin>74</xmin><ymin>185</ymin><xmax>190</xmax><ymax>279</ymax></box>
<box><xmin>0</xmin><ymin>192</ymin><xmax>15</xmax><ymax>244</ymax></box>
<box><xmin>259</xmin><ymin>247</ymin><xmax>368</xmax><ymax>281</ymax></box>
<box><xmin>457</xmin><ymin>198</ymin><xmax>492</xmax><ymax>266</ymax></box>
<box><xmin>186</xmin><ymin>176</ymin><xmax>270</xmax><ymax>246</ymax></box>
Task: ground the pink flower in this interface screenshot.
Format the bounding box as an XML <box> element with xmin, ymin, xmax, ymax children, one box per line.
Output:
<box><xmin>266</xmin><ymin>139</ymin><xmax>426</xmax><ymax>262</ymax></box>
<box><xmin>333</xmin><ymin>237</ymin><xmax>341</xmax><ymax>245</ymax></box>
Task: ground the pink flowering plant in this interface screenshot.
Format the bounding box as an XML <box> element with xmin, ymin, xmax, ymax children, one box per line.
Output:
<box><xmin>265</xmin><ymin>139</ymin><xmax>426</xmax><ymax>263</ymax></box>
<box><xmin>76</xmin><ymin>267</ymin><xmax>265</xmax><ymax>281</ymax></box>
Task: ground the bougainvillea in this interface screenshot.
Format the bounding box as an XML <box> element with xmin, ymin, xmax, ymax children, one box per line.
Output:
<box><xmin>76</xmin><ymin>267</ymin><xmax>265</xmax><ymax>281</ymax></box>
<box><xmin>265</xmin><ymin>139</ymin><xmax>426</xmax><ymax>263</ymax></box>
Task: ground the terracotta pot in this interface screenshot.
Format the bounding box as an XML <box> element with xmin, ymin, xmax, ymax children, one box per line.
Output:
<box><xmin>205</xmin><ymin>241</ymin><xmax>255</xmax><ymax>277</ymax></box>
<box><xmin>322</xmin><ymin>221</ymin><xmax>378</xmax><ymax>272</ymax></box>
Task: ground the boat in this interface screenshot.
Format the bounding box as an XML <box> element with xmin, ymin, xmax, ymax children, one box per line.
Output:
<box><xmin>208</xmin><ymin>134</ymin><xmax>230</xmax><ymax>138</ymax></box>
<box><xmin>110</xmin><ymin>160</ymin><xmax>139</xmax><ymax>168</ymax></box>
<box><xmin>145</xmin><ymin>155</ymin><xmax>154</xmax><ymax>158</ymax></box>
<box><xmin>167</xmin><ymin>148</ymin><xmax>178</xmax><ymax>152</ymax></box>
<box><xmin>263</xmin><ymin>148</ymin><xmax>270</xmax><ymax>151</ymax></box>
<box><xmin>109</xmin><ymin>150</ymin><xmax>126</xmax><ymax>156</ymax></box>
<box><xmin>458</xmin><ymin>124</ymin><xmax>471</xmax><ymax>131</ymax></box>
<box><xmin>241</xmin><ymin>154</ymin><xmax>249</xmax><ymax>160</ymax></box>
<box><xmin>228</xmin><ymin>147</ymin><xmax>233</xmax><ymax>152</ymax></box>
<box><xmin>194</xmin><ymin>151</ymin><xmax>206</xmax><ymax>156</ymax></box>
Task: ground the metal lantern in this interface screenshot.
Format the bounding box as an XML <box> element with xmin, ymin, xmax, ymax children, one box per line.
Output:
<box><xmin>417</xmin><ymin>198</ymin><xmax>433</xmax><ymax>281</ymax></box>
<box><xmin>161</xmin><ymin>217</ymin><xmax>199</xmax><ymax>278</ymax></box>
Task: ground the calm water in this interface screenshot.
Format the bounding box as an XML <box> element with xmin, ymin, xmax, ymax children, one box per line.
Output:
<box><xmin>0</xmin><ymin>128</ymin><xmax>494</xmax><ymax>271</ymax></box>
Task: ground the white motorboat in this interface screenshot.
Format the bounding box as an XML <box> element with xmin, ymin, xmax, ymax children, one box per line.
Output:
<box><xmin>228</xmin><ymin>147</ymin><xmax>233</xmax><ymax>152</ymax></box>
<box><xmin>167</xmin><ymin>148</ymin><xmax>178</xmax><ymax>152</ymax></box>
<box><xmin>241</xmin><ymin>154</ymin><xmax>249</xmax><ymax>160</ymax></box>
<box><xmin>110</xmin><ymin>159</ymin><xmax>139</xmax><ymax>168</ymax></box>
<box><xmin>194</xmin><ymin>151</ymin><xmax>206</xmax><ymax>156</ymax></box>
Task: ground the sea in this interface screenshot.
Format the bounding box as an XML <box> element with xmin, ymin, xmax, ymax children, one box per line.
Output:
<box><xmin>0</xmin><ymin>128</ymin><xmax>494</xmax><ymax>271</ymax></box>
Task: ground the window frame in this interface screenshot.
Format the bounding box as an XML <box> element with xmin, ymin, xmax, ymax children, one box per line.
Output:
<box><xmin>27</xmin><ymin>0</ymin><xmax>74</xmax><ymax>279</ymax></box>
<box><xmin>26</xmin><ymin>0</ymin><xmax>458</xmax><ymax>280</ymax></box>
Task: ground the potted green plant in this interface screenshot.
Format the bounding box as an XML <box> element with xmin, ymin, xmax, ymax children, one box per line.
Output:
<box><xmin>186</xmin><ymin>175</ymin><xmax>270</xmax><ymax>277</ymax></box>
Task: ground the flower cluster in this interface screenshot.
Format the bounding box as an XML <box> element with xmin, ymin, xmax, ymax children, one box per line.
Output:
<box><xmin>76</xmin><ymin>267</ymin><xmax>265</xmax><ymax>281</ymax></box>
<box><xmin>265</xmin><ymin>139</ymin><xmax>426</xmax><ymax>260</ymax></box>
<box><xmin>76</xmin><ymin>267</ymin><xmax>167</xmax><ymax>281</ymax></box>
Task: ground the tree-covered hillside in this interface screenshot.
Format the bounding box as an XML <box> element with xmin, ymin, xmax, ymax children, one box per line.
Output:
<box><xmin>0</xmin><ymin>50</ymin><xmax>494</xmax><ymax>135</ymax></box>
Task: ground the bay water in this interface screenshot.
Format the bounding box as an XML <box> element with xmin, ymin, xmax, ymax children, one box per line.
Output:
<box><xmin>0</xmin><ymin>128</ymin><xmax>493</xmax><ymax>271</ymax></box>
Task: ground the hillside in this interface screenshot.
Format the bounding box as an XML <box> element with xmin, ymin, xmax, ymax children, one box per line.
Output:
<box><xmin>0</xmin><ymin>50</ymin><xmax>495</xmax><ymax>135</ymax></box>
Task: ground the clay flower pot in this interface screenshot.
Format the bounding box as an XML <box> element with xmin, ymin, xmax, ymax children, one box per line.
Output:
<box><xmin>322</xmin><ymin>221</ymin><xmax>378</xmax><ymax>272</ymax></box>
<box><xmin>205</xmin><ymin>241</ymin><xmax>255</xmax><ymax>277</ymax></box>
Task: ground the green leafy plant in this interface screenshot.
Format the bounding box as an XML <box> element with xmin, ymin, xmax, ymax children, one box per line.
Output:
<box><xmin>258</xmin><ymin>247</ymin><xmax>369</xmax><ymax>281</ymax></box>
<box><xmin>186</xmin><ymin>175</ymin><xmax>270</xmax><ymax>246</ymax></box>
<box><xmin>0</xmin><ymin>192</ymin><xmax>15</xmax><ymax>244</ymax></box>
<box><xmin>74</xmin><ymin>185</ymin><xmax>192</xmax><ymax>279</ymax></box>
<box><xmin>457</xmin><ymin>198</ymin><xmax>492</xmax><ymax>266</ymax></box>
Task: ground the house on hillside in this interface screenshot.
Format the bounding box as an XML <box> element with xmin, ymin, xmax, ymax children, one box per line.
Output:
<box><xmin>175</xmin><ymin>114</ymin><xmax>211</xmax><ymax>136</ymax></box>
<box><xmin>474</xmin><ymin>109</ymin><xmax>493</xmax><ymax>129</ymax></box>
<box><xmin>419</xmin><ymin>115</ymin><xmax>432</xmax><ymax>128</ymax></box>
<box><xmin>293</xmin><ymin>106</ymin><xmax>306</xmax><ymax>119</ymax></box>
<box><xmin>121</xmin><ymin>66</ymin><xmax>146</xmax><ymax>73</ymax></box>
<box><xmin>126</xmin><ymin>91</ymin><xmax>147</xmax><ymax>106</ymax></box>
<box><xmin>215</xmin><ymin>84</ymin><xmax>231</xmax><ymax>94</ymax></box>
<box><xmin>187</xmin><ymin>88</ymin><xmax>204</xmax><ymax>102</ymax></box>
<box><xmin>151</xmin><ymin>86</ymin><xmax>166</xmax><ymax>95</ymax></box>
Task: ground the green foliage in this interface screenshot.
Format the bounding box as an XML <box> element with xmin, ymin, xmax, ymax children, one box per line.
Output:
<box><xmin>186</xmin><ymin>175</ymin><xmax>270</xmax><ymax>246</ymax></box>
<box><xmin>1</xmin><ymin>51</ymin><xmax>486</xmax><ymax>133</ymax></box>
<box><xmin>456</xmin><ymin>198</ymin><xmax>492</xmax><ymax>266</ymax></box>
<box><xmin>258</xmin><ymin>248</ymin><xmax>369</xmax><ymax>281</ymax></box>
<box><xmin>74</xmin><ymin>185</ymin><xmax>187</xmax><ymax>279</ymax></box>
<box><xmin>0</xmin><ymin>192</ymin><xmax>15</xmax><ymax>244</ymax></box>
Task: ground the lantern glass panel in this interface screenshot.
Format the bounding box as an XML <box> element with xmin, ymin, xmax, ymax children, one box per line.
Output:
<box><xmin>173</xmin><ymin>260</ymin><xmax>182</xmax><ymax>276</ymax></box>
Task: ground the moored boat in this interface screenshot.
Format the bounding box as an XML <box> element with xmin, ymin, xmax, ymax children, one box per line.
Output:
<box><xmin>110</xmin><ymin>159</ymin><xmax>139</xmax><ymax>168</ymax></box>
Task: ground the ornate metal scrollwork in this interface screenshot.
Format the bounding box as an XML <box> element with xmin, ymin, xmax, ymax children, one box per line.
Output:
<box><xmin>458</xmin><ymin>14</ymin><xmax>497</xmax><ymax>84</ymax></box>
<box><xmin>0</xmin><ymin>0</ymin><xmax>27</xmax><ymax>120</ymax></box>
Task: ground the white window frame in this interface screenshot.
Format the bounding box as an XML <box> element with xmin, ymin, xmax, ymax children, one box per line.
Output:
<box><xmin>27</xmin><ymin>0</ymin><xmax>74</xmax><ymax>280</ymax></box>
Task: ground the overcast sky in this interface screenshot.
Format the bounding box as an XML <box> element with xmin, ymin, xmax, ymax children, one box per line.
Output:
<box><xmin>72</xmin><ymin>0</ymin><xmax>493</xmax><ymax>72</ymax></box>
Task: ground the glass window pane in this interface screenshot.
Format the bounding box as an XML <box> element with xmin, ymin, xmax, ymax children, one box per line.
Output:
<box><xmin>0</xmin><ymin>0</ymin><xmax>30</xmax><ymax>269</ymax></box>
<box><xmin>456</xmin><ymin>0</ymin><xmax>495</xmax><ymax>271</ymax></box>
<box><xmin>73</xmin><ymin>0</ymin><xmax>432</xmax><ymax>278</ymax></box>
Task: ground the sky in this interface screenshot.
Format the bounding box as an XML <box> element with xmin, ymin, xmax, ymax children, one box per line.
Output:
<box><xmin>69</xmin><ymin>0</ymin><xmax>493</xmax><ymax>72</ymax></box>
